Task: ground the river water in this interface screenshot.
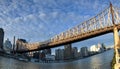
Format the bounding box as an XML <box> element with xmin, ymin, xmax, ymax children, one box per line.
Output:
<box><xmin>0</xmin><ymin>49</ymin><xmax>113</xmax><ymax>69</ymax></box>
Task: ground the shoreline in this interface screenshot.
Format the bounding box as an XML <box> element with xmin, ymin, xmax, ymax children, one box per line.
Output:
<box><xmin>0</xmin><ymin>49</ymin><xmax>112</xmax><ymax>63</ymax></box>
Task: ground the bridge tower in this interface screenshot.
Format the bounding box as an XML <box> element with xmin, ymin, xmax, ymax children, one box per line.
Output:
<box><xmin>110</xmin><ymin>2</ymin><xmax>120</xmax><ymax>68</ymax></box>
<box><xmin>113</xmin><ymin>23</ymin><xmax>120</xmax><ymax>69</ymax></box>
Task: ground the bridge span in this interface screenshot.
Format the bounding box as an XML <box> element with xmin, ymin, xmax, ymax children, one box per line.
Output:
<box><xmin>14</xmin><ymin>3</ymin><xmax>120</xmax><ymax>53</ymax></box>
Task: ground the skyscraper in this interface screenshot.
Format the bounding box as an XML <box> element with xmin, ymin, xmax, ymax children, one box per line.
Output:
<box><xmin>80</xmin><ymin>47</ymin><xmax>89</xmax><ymax>57</ymax></box>
<box><xmin>72</xmin><ymin>47</ymin><xmax>78</xmax><ymax>59</ymax></box>
<box><xmin>55</xmin><ymin>49</ymin><xmax>64</xmax><ymax>60</ymax></box>
<box><xmin>4</xmin><ymin>38</ymin><xmax>12</xmax><ymax>53</ymax></box>
<box><xmin>13</xmin><ymin>36</ymin><xmax>15</xmax><ymax>52</ymax></box>
<box><xmin>64</xmin><ymin>44</ymin><xmax>72</xmax><ymax>60</ymax></box>
<box><xmin>0</xmin><ymin>28</ymin><xmax>4</xmax><ymax>50</ymax></box>
<box><xmin>16</xmin><ymin>39</ymin><xmax>28</xmax><ymax>50</ymax></box>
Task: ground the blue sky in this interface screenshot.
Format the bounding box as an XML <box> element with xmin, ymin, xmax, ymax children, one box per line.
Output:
<box><xmin>0</xmin><ymin>0</ymin><xmax>120</xmax><ymax>52</ymax></box>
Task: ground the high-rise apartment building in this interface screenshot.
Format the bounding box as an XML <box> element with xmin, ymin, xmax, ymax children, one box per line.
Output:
<box><xmin>0</xmin><ymin>28</ymin><xmax>4</xmax><ymax>49</ymax></box>
<box><xmin>64</xmin><ymin>44</ymin><xmax>72</xmax><ymax>60</ymax></box>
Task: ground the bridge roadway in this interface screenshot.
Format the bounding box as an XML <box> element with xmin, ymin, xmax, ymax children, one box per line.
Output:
<box><xmin>16</xmin><ymin>24</ymin><xmax>120</xmax><ymax>53</ymax></box>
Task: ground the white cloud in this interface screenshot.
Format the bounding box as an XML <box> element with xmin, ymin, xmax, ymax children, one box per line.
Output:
<box><xmin>38</xmin><ymin>12</ymin><xmax>46</xmax><ymax>20</ymax></box>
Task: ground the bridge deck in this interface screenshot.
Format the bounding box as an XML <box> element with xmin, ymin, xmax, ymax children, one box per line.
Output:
<box><xmin>16</xmin><ymin>24</ymin><xmax>120</xmax><ymax>53</ymax></box>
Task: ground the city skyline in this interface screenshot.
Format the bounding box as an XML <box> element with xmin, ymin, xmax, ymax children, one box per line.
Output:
<box><xmin>0</xmin><ymin>1</ymin><xmax>118</xmax><ymax>69</ymax></box>
<box><xmin>0</xmin><ymin>0</ymin><xmax>119</xmax><ymax>50</ymax></box>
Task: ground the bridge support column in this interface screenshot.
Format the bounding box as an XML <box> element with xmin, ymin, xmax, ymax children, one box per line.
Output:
<box><xmin>113</xmin><ymin>26</ymin><xmax>120</xmax><ymax>69</ymax></box>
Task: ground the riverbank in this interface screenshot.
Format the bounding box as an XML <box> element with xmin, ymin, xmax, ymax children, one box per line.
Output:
<box><xmin>0</xmin><ymin>49</ymin><xmax>113</xmax><ymax>69</ymax></box>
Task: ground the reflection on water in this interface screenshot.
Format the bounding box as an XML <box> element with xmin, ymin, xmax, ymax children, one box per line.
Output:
<box><xmin>0</xmin><ymin>49</ymin><xmax>113</xmax><ymax>69</ymax></box>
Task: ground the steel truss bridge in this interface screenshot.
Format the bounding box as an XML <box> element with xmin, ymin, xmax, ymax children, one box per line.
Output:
<box><xmin>15</xmin><ymin>3</ymin><xmax>120</xmax><ymax>53</ymax></box>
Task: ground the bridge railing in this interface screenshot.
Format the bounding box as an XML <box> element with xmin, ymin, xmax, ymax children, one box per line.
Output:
<box><xmin>50</xmin><ymin>7</ymin><xmax>110</xmax><ymax>43</ymax></box>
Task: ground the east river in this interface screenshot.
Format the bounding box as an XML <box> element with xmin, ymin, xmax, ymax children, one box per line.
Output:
<box><xmin>0</xmin><ymin>49</ymin><xmax>113</xmax><ymax>69</ymax></box>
